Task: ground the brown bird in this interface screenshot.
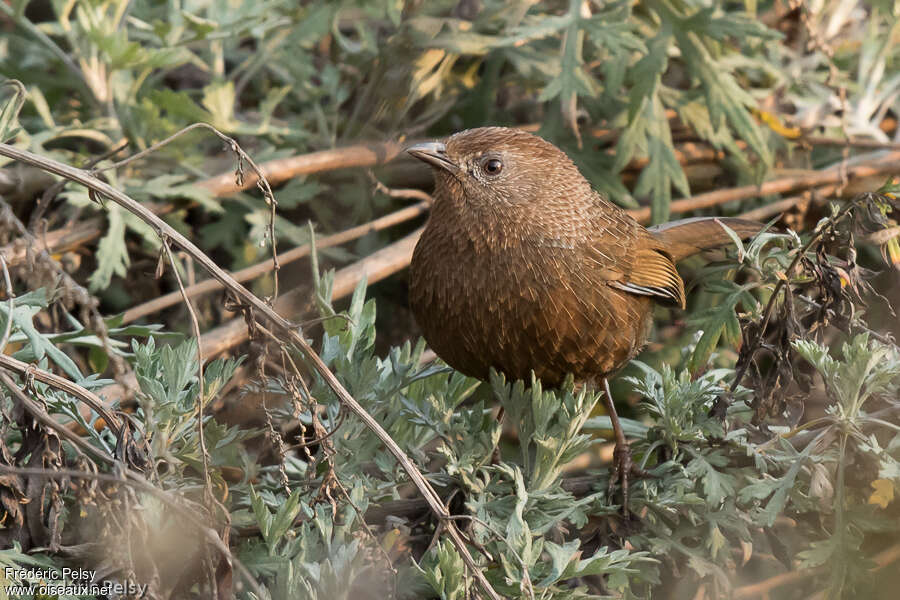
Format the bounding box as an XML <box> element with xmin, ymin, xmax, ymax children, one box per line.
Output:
<box><xmin>407</xmin><ymin>127</ymin><xmax>761</xmax><ymax>505</ymax></box>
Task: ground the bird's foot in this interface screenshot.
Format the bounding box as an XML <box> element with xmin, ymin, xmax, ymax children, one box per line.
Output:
<box><xmin>608</xmin><ymin>442</ymin><xmax>650</xmax><ymax>516</ymax></box>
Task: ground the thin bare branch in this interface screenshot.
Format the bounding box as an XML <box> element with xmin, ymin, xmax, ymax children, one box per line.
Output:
<box><xmin>122</xmin><ymin>200</ymin><xmax>429</xmax><ymax>323</ymax></box>
<box><xmin>196</xmin><ymin>140</ymin><xmax>409</xmax><ymax>197</ymax></box>
<box><xmin>0</xmin><ymin>370</ymin><xmax>114</xmax><ymax>465</ymax></box>
<box><xmin>625</xmin><ymin>151</ymin><xmax>900</xmax><ymax>223</ymax></box>
<box><xmin>0</xmin><ymin>352</ymin><xmax>120</xmax><ymax>433</ymax></box>
<box><xmin>160</xmin><ymin>238</ymin><xmax>216</xmax><ymax>510</ymax></box>
<box><xmin>0</xmin><ymin>253</ymin><xmax>13</xmax><ymax>354</ymax></box>
<box><xmin>198</xmin><ymin>228</ymin><xmax>421</xmax><ymax>359</ymax></box>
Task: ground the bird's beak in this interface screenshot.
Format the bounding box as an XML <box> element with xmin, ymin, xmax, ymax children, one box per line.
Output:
<box><xmin>407</xmin><ymin>142</ymin><xmax>458</xmax><ymax>173</ymax></box>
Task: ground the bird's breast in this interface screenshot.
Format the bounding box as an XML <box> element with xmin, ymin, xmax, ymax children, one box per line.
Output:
<box><xmin>409</xmin><ymin>215</ymin><xmax>654</xmax><ymax>385</ymax></box>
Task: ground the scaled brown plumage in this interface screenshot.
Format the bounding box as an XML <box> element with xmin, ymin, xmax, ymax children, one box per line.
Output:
<box><xmin>407</xmin><ymin>127</ymin><xmax>762</xmax><ymax>505</ymax></box>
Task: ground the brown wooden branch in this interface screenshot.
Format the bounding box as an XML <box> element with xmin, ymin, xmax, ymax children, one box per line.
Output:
<box><xmin>624</xmin><ymin>141</ymin><xmax>738</xmax><ymax>170</ymax></box>
<box><xmin>625</xmin><ymin>150</ymin><xmax>900</xmax><ymax>223</ymax></box>
<box><xmin>191</xmin><ymin>121</ymin><xmax>900</xmax><ymax>201</ymax></box>
<box><xmin>731</xmin><ymin>542</ymin><xmax>900</xmax><ymax>599</ymax></box>
<box><xmin>732</xmin><ymin>567</ymin><xmax>822</xmax><ymax>599</ymax></box>
<box><xmin>0</xmin><ymin>216</ymin><xmax>103</xmax><ymax>267</ymax></box>
<box><xmin>196</xmin><ymin>140</ymin><xmax>409</xmax><ymax>196</ymax></box>
<box><xmin>13</xmin><ymin>135</ymin><xmax>890</xmax><ymax>275</ymax></box>
<box><xmin>0</xmin><ymin>353</ymin><xmax>121</xmax><ymax>433</ymax></box>
<box><xmin>122</xmin><ymin>201</ymin><xmax>429</xmax><ymax>324</ymax></box>
<box><xmin>198</xmin><ymin>228</ymin><xmax>422</xmax><ymax>359</ymax></box>
<box><xmin>736</xmin><ymin>182</ymin><xmax>843</xmax><ymax>223</ymax></box>
<box><xmin>0</xmin><ymin>165</ymin><xmax>56</xmax><ymax>204</ymax></box>
<box><xmin>800</xmin><ymin>135</ymin><xmax>900</xmax><ymax>151</ymax></box>
<box><xmin>0</xmin><ymin>143</ymin><xmax>501</xmax><ymax>600</ymax></box>
<box><xmin>190</xmin><ymin>116</ymin><xmax>698</xmax><ymax>200</ymax></box>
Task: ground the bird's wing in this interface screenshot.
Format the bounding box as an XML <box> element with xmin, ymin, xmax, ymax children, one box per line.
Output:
<box><xmin>584</xmin><ymin>209</ymin><xmax>686</xmax><ymax>308</ymax></box>
<box><xmin>607</xmin><ymin>246</ymin><xmax>685</xmax><ymax>308</ymax></box>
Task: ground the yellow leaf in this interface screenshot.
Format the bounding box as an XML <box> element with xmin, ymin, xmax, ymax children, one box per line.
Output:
<box><xmin>381</xmin><ymin>527</ymin><xmax>404</xmax><ymax>552</ymax></box>
<box><xmin>869</xmin><ymin>478</ymin><xmax>894</xmax><ymax>508</ymax></box>
<box><xmin>753</xmin><ymin>108</ymin><xmax>803</xmax><ymax>139</ymax></box>
<box><xmin>740</xmin><ymin>539</ymin><xmax>753</xmax><ymax>566</ymax></box>
<box><xmin>459</xmin><ymin>60</ymin><xmax>482</xmax><ymax>89</ymax></box>
<box><xmin>415</xmin><ymin>49</ymin><xmax>445</xmax><ymax>71</ymax></box>
<box><xmin>886</xmin><ymin>237</ymin><xmax>900</xmax><ymax>270</ymax></box>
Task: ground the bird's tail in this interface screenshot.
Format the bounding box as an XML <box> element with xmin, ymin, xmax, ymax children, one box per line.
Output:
<box><xmin>649</xmin><ymin>217</ymin><xmax>764</xmax><ymax>262</ymax></box>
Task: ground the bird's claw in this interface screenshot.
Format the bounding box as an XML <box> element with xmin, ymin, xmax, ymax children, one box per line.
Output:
<box><xmin>608</xmin><ymin>443</ymin><xmax>650</xmax><ymax>516</ymax></box>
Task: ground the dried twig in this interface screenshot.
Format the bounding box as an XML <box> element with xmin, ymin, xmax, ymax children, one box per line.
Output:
<box><xmin>0</xmin><ymin>352</ymin><xmax>120</xmax><ymax>433</ymax></box>
<box><xmin>801</xmin><ymin>136</ymin><xmax>900</xmax><ymax>151</ymax></box>
<box><xmin>0</xmin><ymin>253</ymin><xmax>13</xmax><ymax>354</ymax></box>
<box><xmin>197</xmin><ymin>139</ymin><xmax>409</xmax><ymax>196</ymax></box>
<box><xmin>0</xmin><ymin>216</ymin><xmax>104</xmax><ymax>267</ymax></box>
<box><xmin>737</xmin><ymin>189</ymin><xmax>824</xmax><ymax>222</ymax></box>
<box><xmin>122</xmin><ymin>200</ymin><xmax>429</xmax><ymax>323</ymax></box>
<box><xmin>198</xmin><ymin>228</ymin><xmax>422</xmax><ymax>359</ymax></box>
<box><xmin>625</xmin><ymin>151</ymin><xmax>900</xmax><ymax>223</ymax></box>
<box><xmin>160</xmin><ymin>238</ymin><xmax>217</xmax><ymax>510</ymax></box>
<box><xmin>729</xmin><ymin>199</ymin><xmax>859</xmax><ymax>394</ymax></box>
<box><xmin>0</xmin><ymin>198</ymin><xmax>132</xmax><ymax>385</ymax></box>
<box><xmin>0</xmin><ymin>371</ymin><xmax>114</xmax><ymax>465</ymax></box>
<box><xmin>92</xmin><ymin>122</ymin><xmax>283</xmax><ymax>304</ymax></box>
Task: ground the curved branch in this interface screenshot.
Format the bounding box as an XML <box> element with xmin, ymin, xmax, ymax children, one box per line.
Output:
<box><xmin>0</xmin><ymin>353</ymin><xmax>121</xmax><ymax>433</ymax></box>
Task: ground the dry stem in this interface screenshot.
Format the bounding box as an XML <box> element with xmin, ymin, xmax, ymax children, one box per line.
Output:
<box><xmin>0</xmin><ymin>352</ymin><xmax>120</xmax><ymax>432</ymax></box>
<box><xmin>122</xmin><ymin>200</ymin><xmax>428</xmax><ymax>323</ymax></box>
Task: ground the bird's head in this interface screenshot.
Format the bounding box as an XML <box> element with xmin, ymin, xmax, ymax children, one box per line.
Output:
<box><xmin>407</xmin><ymin>127</ymin><xmax>593</xmax><ymax>215</ymax></box>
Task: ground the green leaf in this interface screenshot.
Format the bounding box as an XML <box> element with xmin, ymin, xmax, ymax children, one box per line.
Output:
<box><xmin>672</xmin><ymin>25</ymin><xmax>772</xmax><ymax>167</ymax></box>
<box><xmin>201</xmin><ymin>80</ymin><xmax>238</xmax><ymax>130</ymax></box>
<box><xmin>418</xmin><ymin>539</ymin><xmax>467</xmax><ymax>600</ymax></box>
<box><xmin>249</xmin><ymin>485</ymin><xmax>273</xmax><ymax>550</ymax></box>
<box><xmin>89</xmin><ymin>205</ymin><xmax>130</xmax><ymax>291</ymax></box>
<box><xmin>740</xmin><ymin>440</ymin><xmax>812</xmax><ymax>527</ymax></box>
<box><xmin>131</xmin><ymin>174</ymin><xmax>220</xmax><ymax>213</ymax></box>
<box><xmin>631</xmin><ymin>96</ymin><xmax>689</xmax><ymax>223</ymax></box>
<box><xmin>685</xmin><ymin>448</ymin><xmax>736</xmax><ymax>506</ymax></box>
<box><xmin>684</xmin><ymin>8</ymin><xmax>782</xmax><ymax>42</ymax></box>
<box><xmin>537</xmin><ymin>540</ymin><xmax>580</xmax><ymax>587</ymax></box>
<box><xmin>538</xmin><ymin>1</ymin><xmax>596</xmax><ymax>106</ymax></box>
<box><xmin>268</xmin><ymin>488</ymin><xmax>304</xmax><ymax>550</ymax></box>
<box><xmin>627</xmin><ymin>30</ymin><xmax>671</xmax><ymax>120</ymax></box>
<box><xmin>148</xmin><ymin>89</ymin><xmax>213</xmax><ymax>123</ymax></box>
<box><xmin>0</xmin><ymin>79</ymin><xmax>25</xmax><ymax>143</ymax></box>
<box><xmin>688</xmin><ymin>322</ymin><xmax>725</xmax><ymax>375</ymax></box>
<box><xmin>7</xmin><ymin>304</ymin><xmax>83</xmax><ymax>380</ymax></box>
<box><xmin>583</xmin><ymin>12</ymin><xmax>646</xmax><ymax>56</ymax></box>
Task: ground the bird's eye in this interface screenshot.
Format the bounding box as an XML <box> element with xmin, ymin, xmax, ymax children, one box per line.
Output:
<box><xmin>482</xmin><ymin>158</ymin><xmax>503</xmax><ymax>176</ymax></box>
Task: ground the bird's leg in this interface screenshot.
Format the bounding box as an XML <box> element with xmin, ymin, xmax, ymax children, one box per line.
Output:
<box><xmin>603</xmin><ymin>378</ymin><xmax>647</xmax><ymax>514</ymax></box>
